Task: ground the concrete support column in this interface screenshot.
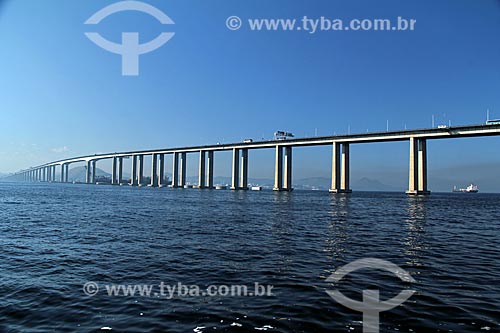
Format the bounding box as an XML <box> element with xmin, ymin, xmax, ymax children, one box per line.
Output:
<box><xmin>180</xmin><ymin>152</ymin><xmax>187</xmax><ymax>187</ymax></box>
<box><xmin>407</xmin><ymin>137</ymin><xmax>418</xmax><ymax>194</ymax></box>
<box><xmin>273</xmin><ymin>146</ymin><xmax>283</xmax><ymax>191</ymax></box>
<box><xmin>91</xmin><ymin>161</ymin><xmax>96</xmax><ymax>184</ymax></box>
<box><xmin>240</xmin><ymin>148</ymin><xmax>248</xmax><ymax>190</ymax></box>
<box><xmin>47</xmin><ymin>167</ymin><xmax>51</xmax><ymax>182</ymax></box>
<box><xmin>112</xmin><ymin>157</ymin><xmax>118</xmax><ymax>185</ymax></box>
<box><xmin>341</xmin><ymin>143</ymin><xmax>351</xmax><ymax>192</ymax></box>
<box><xmin>52</xmin><ymin>166</ymin><xmax>56</xmax><ymax>182</ymax></box>
<box><xmin>284</xmin><ymin>146</ymin><xmax>293</xmax><ymax>191</ymax></box>
<box><xmin>118</xmin><ymin>158</ymin><xmax>123</xmax><ymax>185</ymax></box>
<box><xmin>137</xmin><ymin>155</ymin><xmax>144</xmax><ymax>186</ymax></box>
<box><xmin>418</xmin><ymin>139</ymin><xmax>428</xmax><ymax>193</ymax></box>
<box><xmin>172</xmin><ymin>152</ymin><xmax>179</xmax><ymax>187</ymax></box>
<box><xmin>86</xmin><ymin>161</ymin><xmax>92</xmax><ymax>184</ymax></box>
<box><xmin>60</xmin><ymin>164</ymin><xmax>65</xmax><ymax>183</ymax></box>
<box><xmin>406</xmin><ymin>137</ymin><xmax>430</xmax><ymax>195</ymax></box>
<box><xmin>231</xmin><ymin>148</ymin><xmax>240</xmax><ymax>190</ymax></box>
<box><xmin>329</xmin><ymin>142</ymin><xmax>341</xmax><ymax>192</ymax></box>
<box><xmin>198</xmin><ymin>150</ymin><xmax>206</xmax><ymax>188</ymax></box>
<box><xmin>158</xmin><ymin>154</ymin><xmax>165</xmax><ymax>187</ymax></box>
<box><xmin>151</xmin><ymin>154</ymin><xmax>158</xmax><ymax>187</ymax></box>
<box><xmin>330</xmin><ymin>142</ymin><xmax>351</xmax><ymax>193</ymax></box>
<box><xmin>207</xmin><ymin>151</ymin><xmax>214</xmax><ymax>189</ymax></box>
<box><xmin>65</xmin><ymin>164</ymin><xmax>69</xmax><ymax>183</ymax></box>
<box><xmin>131</xmin><ymin>156</ymin><xmax>137</xmax><ymax>186</ymax></box>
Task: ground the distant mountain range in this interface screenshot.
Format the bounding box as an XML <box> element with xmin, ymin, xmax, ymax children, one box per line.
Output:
<box><xmin>3</xmin><ymin>162</ymin><xmax>500</xmax><ymax>192</ymax></box>
<box><xmin>60</xmin><ymin>168</ymin><xmax>399</xmax><ymax>191</ymax></box>
<box><xmin>66</xmin><ymin>166</ymin><xmax>111</xmax><ymax>182</ymax></box>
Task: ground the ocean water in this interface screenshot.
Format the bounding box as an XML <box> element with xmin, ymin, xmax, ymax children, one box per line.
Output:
<box><xmin>0</xmin><ymin>182</ymin><xmax>498</xmax><ymax>332</ymax></box>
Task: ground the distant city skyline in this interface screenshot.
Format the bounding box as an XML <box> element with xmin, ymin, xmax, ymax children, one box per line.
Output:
<box><xmin>1</xmin><ymin>0</ymin><xmax>499</xmax><ymax>189</ymax></box>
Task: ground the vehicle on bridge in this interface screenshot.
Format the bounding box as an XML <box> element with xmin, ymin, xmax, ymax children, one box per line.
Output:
<box><xmin>486</xmin><ymin>119</ymin><xmax>500</xmax><ymax>125</ymax></box>
<box><xmin>274</xmin><ymin>131</ymin><xmax>294</xmax><ymax>140</ymax></box>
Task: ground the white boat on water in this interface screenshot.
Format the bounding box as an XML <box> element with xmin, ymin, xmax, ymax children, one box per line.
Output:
<box><xmin>453</xmin><ymin>184</ymin><xmax>478</xmax><ymax>193</ymax></box>
<box><xmin>251</xmin><ymin>186</ymin><xmax>262</xmax><ymax>191</ymax></box>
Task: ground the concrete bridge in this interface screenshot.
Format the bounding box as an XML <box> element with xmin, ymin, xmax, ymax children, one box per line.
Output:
<box><xmin>10</xmin><ymin>124</ymin><xmax>500</xmax><ymax>195</ymax></box>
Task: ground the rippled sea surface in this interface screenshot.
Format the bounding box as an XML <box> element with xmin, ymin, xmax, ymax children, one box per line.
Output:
<box><xmin>0</xmin><ymin>182</ymin><xmax>499</xmax><ymax>332</ymax></box>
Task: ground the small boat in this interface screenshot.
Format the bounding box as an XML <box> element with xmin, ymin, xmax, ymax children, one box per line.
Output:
<box><xmin>453</xmin><ymin>184</ymin><xmax>478</xmax><ymax>193</ymax></box>
<box><xmin>251</xmin><ymin>186</ymin><xmax>262</xmax><ymax>191</ymax></box>
<box><xmin>215</xmin><ymin>185</ymin><xmax>227</xmax><ymax>190</ymax></box>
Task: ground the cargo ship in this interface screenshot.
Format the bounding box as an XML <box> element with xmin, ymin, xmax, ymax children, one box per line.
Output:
<box><xmin>453</xmin><ymin>184</ymin><xmax>478</xmax><ymax>193</ymax></box>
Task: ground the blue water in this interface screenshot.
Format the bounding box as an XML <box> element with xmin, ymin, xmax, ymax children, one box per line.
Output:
<box><xmin>0</xmin><ymin>182</ymin><xmax>498</xmax><ymax>332</ymax></box>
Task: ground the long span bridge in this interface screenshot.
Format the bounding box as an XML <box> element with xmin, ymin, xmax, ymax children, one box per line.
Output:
<box><xmin>10</xmin><ymin>124</ymin><xmax>500</xmax><ymax>195</ymax></box>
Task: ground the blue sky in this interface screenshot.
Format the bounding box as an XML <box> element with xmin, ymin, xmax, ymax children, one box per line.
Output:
<box><xmin>1</xmin><ymin>0</ymin><xmax>500</xmax><ymax>189</ymax></box>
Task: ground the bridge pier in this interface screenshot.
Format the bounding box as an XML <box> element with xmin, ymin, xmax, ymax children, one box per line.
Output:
<box><xmin>406</xmin><ymin>137</ymin><xmax>430</xmax><ymax>195</ymax></box>
<box><xmin>52</xmin><ymin>166</ymin><xmax>56</xmax><ymax>182</ymax></box>
<box><xmin>158</xmin><ymin>154</ymin><xmax>165</xmax><ymax>187</ymax></box>
<box><xmin>137</xmin><ymin>155</ymin><xmax>144</xmax><ymax>186</ymax></box>
<box><xmin>91</xmin><ymin>161</ymin><xmax>96</xmax><ymax>184</ymax></box>
<box><xmin>65</xmin><ymin>164</ymin><xmax>69</xmax><ymax>182</ymax></box>
<box><xmin>198</xmin><ymin>150</ymin><xmax>206</xmax><ymax>188</ymax></box>
<box><xmin>230</xmin><ymin>148</ymin><xmax>249</xmax><ymax>190</ymax></box>
<box><xmin>60</xmin><ymin>164</ymin><xmax>65</xmax><ymax>183</ymax></box>
<box><xmin>284</xmin><ymin>146</ymin><xmax>292</xmax><ymax>190</ymax></box>
<box><xmin>86</xmin><ymin>161</ymin><xmax>91</xmax><ymax>184</ymax></box>
<box><xmin>329</xmin><ymin>142</ymin><xmax>351</xmax><ymax>193</ymax></box>
<box><xmin>207</xmin><ymin>151</ymin><xmax>214</xmax><ymax>189</ymax></box>
<box><xmin>131</xmin><ymin>156</ymin><xmax>138</xmax><ymax>186</ymax></box>
<box><xmin>112</xmin><ymin>157</ymin><xmax>118</xmax><ymax>185</ymax></box>
<box><xmin>240</xmin><ymin>148</ymin><xmax>249</xmax><ymax>190</ymax></box>
<box><xmin>273</xmin><ymin>146</ymin><xmax>293</xmax><ymax>191</ymax></box>
<box><xmin>171</xmin><ymin>152</ymin><xmax>179</xmax><ymax>187</ymax></box>
<box><xmin>231</xmin><ymin>148</ymin><xmax>240</xmax><ymax>190</ymax></box>
<box><xmin>180</xmin><ymin>152</ymin><xmax>187</xmax><ymax>187</ymax></box>
<box><xmin>118</xmin><ymin>157</ymin><xmax>123</xmax><ymax>185</ymax></box>
<box><xmin>151</xmin><ymin>154</ymin><xmax>158</xmax><ymax>187</ymax></box>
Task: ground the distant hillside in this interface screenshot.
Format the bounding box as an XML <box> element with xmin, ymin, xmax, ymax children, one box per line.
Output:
<box><xmin>68</xmin><ymin>166</ymin><xmax>111</xmax><ymax>182</ymax></box>
<box><xmin>353</xmin><ymin>177</ymin><xmax>400</xmax><ymax>192</ymax></box>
